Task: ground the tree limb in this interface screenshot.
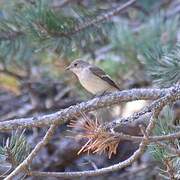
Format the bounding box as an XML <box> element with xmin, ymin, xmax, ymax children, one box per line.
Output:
<box><xmin>0</xmin><ymin>87</ymin><xmax>171</xmax><ymax>131</ymax></box>
<box><xmin>112</xmin><ymin>131</ymin><xmax>180</xmax><ymax>142</ymax></box>
<box><xmin>17</xmin><ymin>85</ymin><xmax>180</xmax><ymax>178</ymax></box>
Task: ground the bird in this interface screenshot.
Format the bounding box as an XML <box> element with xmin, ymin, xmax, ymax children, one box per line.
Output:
<box><xmin>66</xmin><ymin>59</ymin><xmax>120</xmax><ymax>95</ymax></box>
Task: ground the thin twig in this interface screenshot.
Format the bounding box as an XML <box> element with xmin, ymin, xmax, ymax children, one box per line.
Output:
<box><xmin>150</xmin><ymin>132</ymin><xmax>180</xmax><ymax>142</ymax></box>
<box><xmin>113</xmin><ymin>131</ymin><xmax>180</xmax><ymax>142</ymax></box>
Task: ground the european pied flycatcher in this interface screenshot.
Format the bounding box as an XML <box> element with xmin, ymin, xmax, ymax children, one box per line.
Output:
<box><xmin>66</xmin><ymin>59</ymin><xmax>120</xmax><ymax>95</ymax></box>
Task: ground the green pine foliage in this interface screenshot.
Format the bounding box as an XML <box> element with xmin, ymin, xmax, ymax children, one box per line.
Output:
<box><xmin>141</xmin><ymin>44</ymin><xmax>180</xmax><ymax>87</ymax></box>
<box><xmin>0</xmin><ymin>130</ymin><xmax>30</xmax><ymax>168</ymax></box>
<box><xmin>0</xmin><ymin>0</ymin><xmax>179</xmax><ymax>86</ymax></box>
<box><xmin>148</xmin><ymin>107</ymin><xmax>180</xmax><ymax>176</ymax></box>
<box><xmin>110</xmin><ymin>13</ymin><xmax>179</xmax><ymax>86</ymax></box>
<box><xmin>0</xmin><ymin>0</ymin><xmax>116</xmax><ymax>81</ymax></box>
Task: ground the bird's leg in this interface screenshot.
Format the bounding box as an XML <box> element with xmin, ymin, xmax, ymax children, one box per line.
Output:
<box><xmin>92</xmin><ymin>91</ymin><xmax>105</xmax><ymax>99</ymax></box>
<box><xmin>100</xmin><ymin>90</ymin><xmax>109</xmax><ymax>96</ymax></box>
<box><xmin>93</xmin><ymin>90</ymin><xmax>111</xmax><ymax>104</ymax></box>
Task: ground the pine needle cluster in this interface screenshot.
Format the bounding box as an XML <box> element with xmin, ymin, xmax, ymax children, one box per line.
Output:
<box><xmin>0</xmin><ymin>130</ymin><xmax>30</xmax><ymax>168</ymax></box>
<box><xmin>69</xmin><ymin>113</ymin><xmax>120</xmax><ymax>159</ymax></box>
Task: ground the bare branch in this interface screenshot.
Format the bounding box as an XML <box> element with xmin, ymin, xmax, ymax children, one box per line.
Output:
<box><xmin>150</xmin><ymin>132</ymin><xmax>180</xmax><ymax>142</ymax></box>
<box><xmin>24</xmin><ymin>85</ymin><xmax>180</xmax><ymax>178</ymax></box>
<box><xmin>113</xmin><ymin>131</ymin><xmax>180</xmax><ymax>142</ymax></box>
<box><xmin>0</xmin><ymin>87</ymin><xmax>171</xmax><ymax>131</ymax></box>
<box><xmin>106</xmin><ymin>85</ymin><xmax>180</xmax><ymax>129</ymax></box>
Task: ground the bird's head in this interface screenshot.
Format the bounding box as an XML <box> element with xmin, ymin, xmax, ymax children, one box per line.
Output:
<box><xmin>65</xmin><ymin>59</ymin><xmax>90</xmax><ymax>74</ymax></box>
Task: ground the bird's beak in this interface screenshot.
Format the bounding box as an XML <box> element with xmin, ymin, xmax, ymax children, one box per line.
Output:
<box><xmin>65</xmin><ymin>65</ymin><xmax>71</xmax><ymax>71</ymax></box>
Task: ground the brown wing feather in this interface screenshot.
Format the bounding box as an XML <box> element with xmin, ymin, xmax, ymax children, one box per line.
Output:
<box><xmin>89</xmin><ymin>66</ymin><xmax>120</xmax><ymax>90</ymax></box>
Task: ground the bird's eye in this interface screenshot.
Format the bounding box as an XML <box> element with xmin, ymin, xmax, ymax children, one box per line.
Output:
<box><xmin>74</xmin><ymin>63</ymin><xmax>77</xmax><ymax>67</ymax></box>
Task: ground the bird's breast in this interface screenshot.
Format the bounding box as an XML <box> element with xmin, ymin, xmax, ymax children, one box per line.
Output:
<box><xmin>77</xmin><ymin>68</ymin><xmax>113</xmax><ymax>94</ymax></box>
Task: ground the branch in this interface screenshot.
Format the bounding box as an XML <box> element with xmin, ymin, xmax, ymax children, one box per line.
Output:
<box><xmin>107</xmin><ymin>83</ymin><xmax>180</xmax><ymax>130</ymax></box>
<box><xmin>22</xmin><ymin>85</ymin><xmax>180</xmax><ymax>178</ymax></box>
<box><xmin>46</xmin><ymin>0</ymin><xmax>136</xmax><ymax>37</ymax></box>
<box><xmin>112</xmin><ymin>131</ymin><xmax>180</xmax><ymax>142</ymax></box>
<box><xmin>3</xmin><ymin>84</ymin><xmax>179</xmax><ymax>179</ymax></box>
<box><xmin>106</xmin><ymin>87</ymin><xmax>179</xmax><ymax>129</ymax></box>
<box><xmin>69</xmin><ymin>0</ymin><xmax>136</xmax><ymax>35</ymax></box>
<box><xmin>0</xmin><ymin>87</ymin><xmax>171</xmax><ymax>131</ymax></box>
<box><xmin>5</xmin><ymin>124</ymin><xmax>57</xmax><ymax>180</ymax></box>
<box><xmin>150</xmin><ymin>132</ymin><xmax>180</xmax><ymax>142</ymax></box>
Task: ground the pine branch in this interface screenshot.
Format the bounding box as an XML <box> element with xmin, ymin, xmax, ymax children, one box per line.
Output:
<box><xmin>5</xmin><ymin>124</ymin><xmax>57</xmax><ymax>180</ymax></box>
<box><xmin>147</xmin><ymin>105</ymin><xmax>180</xmax><ymax>178</ymax></box>
<box><xmin>141</xmin><ymin>44</ymin><xmax>180</xmax><ymax>86</ymax></box>
<box><xmin>59</xmin><ymin>0</ymin><xmax>136</xmax><ymax>37</ymax></box>
<box><xmin>110</xmin><ymin>13</ymin><xmax>179</xmax><ymax>86</ymax></box>
<box><xmin>0</xmin><ymin>130</ymin><xmax>30</xmax><ymax>168</ymax></box>
<box><xmin>31</xmin><ymin>0</ymin><xmax>136</xmax><ymax>38</ymax></box>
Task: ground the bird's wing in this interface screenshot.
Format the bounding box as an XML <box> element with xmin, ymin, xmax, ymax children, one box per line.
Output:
<box><xmin>89</xmin><ymin>66</ymin><xmax>120</xmax><ymax>90</ymax></box>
